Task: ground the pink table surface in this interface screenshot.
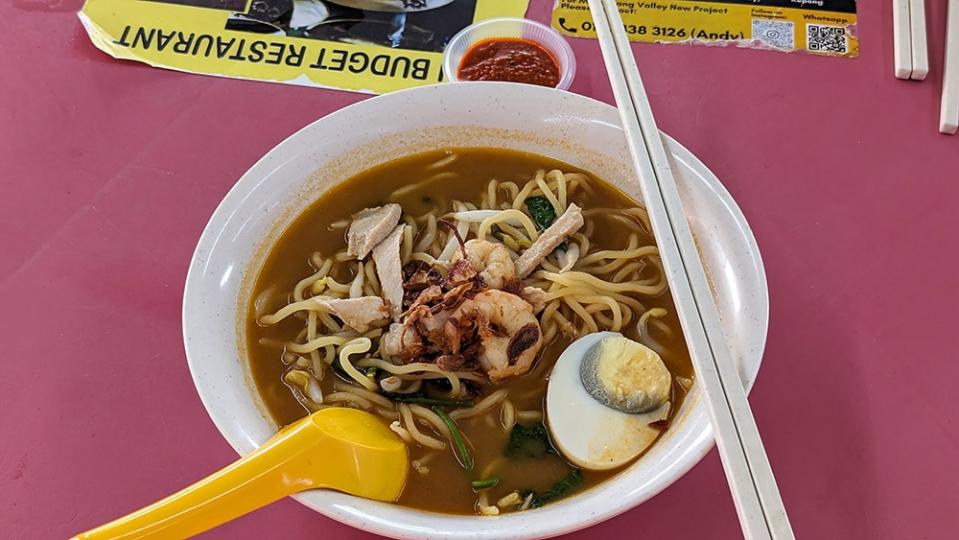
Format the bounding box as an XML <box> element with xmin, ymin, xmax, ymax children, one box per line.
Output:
<box><xmin>2</xmin><ymin>1</ymin><xmax>957</xmax><ymax>538</ymax></box>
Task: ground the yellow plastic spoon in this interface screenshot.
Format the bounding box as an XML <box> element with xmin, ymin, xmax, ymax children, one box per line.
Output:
<box><xmin>73</xmin><ymin>407</ymin><xmax>408</xmax><ymax>539</ymax></box>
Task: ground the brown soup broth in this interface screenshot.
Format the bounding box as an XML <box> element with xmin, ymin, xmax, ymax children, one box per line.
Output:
<box><xmin>246</xmin><ymin>148</ymin><xmax>693</xmax><ymax>514</ymax></box>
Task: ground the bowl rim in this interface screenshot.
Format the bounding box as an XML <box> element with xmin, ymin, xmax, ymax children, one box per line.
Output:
<box><xmin>182</xmin><ymin>82</ymin><xmax>768</xmax><ymax>539</ymax></box>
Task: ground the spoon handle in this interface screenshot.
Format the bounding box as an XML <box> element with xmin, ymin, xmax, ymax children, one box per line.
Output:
<box><xmin>72</xmin><ymin>415</ymin><xmax>322</xmax><ymax>539</ymax></box>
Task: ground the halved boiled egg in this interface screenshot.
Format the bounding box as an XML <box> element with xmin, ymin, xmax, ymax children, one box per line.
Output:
<box><xmin>546</xmin><ymin>332</ymin><xmax>672</xmax><ymax>470</ymax></box>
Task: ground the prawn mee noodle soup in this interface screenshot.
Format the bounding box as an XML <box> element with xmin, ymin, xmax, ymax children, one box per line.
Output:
<box><xmin>248</xmin><ymin>148</ymin><xmax>694</xmax><ymax>515</ymax></box>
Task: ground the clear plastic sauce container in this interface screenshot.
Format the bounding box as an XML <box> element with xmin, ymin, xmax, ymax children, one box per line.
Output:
<box><xmin>443</xmin><ymin>18</ymin><xmax>576</xmax><ymax>90</ymax></box>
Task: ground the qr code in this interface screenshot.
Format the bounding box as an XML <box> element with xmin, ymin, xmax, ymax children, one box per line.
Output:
<box><xmin>751</xmin><ymin>19</ymin><xmax>794</xmax><ymax>50</ymax></box>
<box><xmin>807</xmin><ymin>24</ymin><xmax>848</xmax><ymax>54</ymax></box>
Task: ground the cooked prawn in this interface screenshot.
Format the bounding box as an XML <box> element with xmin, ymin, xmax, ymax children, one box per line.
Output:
<box><xmin>451</xmin><ymin>239</ymin><xmax>516</xmax><ymax>290</ymax></box>
<box><xmin>446</xmin><ymin>289</ymin><xmax>542</xmax><ymax>382</ymax></box>
<box><xmin>382</xmin><ymin>322</ymin><xmax>418</xmax><ymax>357</ymax></box>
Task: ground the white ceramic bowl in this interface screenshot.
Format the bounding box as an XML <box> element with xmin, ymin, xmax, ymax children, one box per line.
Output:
<box><xmin>183</xmin><ymin>82</ymin><xmax>768</xmax><ymax>539</ymax></box>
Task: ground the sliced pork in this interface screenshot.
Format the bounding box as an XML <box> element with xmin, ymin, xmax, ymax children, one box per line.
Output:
<box><xmin>313</xmin><ymin>296</ymin><xmax>389</xmax><ymax>333</ymax></box>
<box><xmin>514</xmin><ymin>203</ymin><xmax>584</xmax><ymax>278</ymax></box>
<box><xmin>346</xmin><ymin>203</ymin><xmax>401</xmax><ymax>260</ymax></box>
<box><xmin>373</xmin><ymin>224</ymin><xmax>405</xmax><ymax>321</ymax></box>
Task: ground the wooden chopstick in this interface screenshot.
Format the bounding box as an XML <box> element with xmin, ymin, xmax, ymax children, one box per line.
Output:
<box><xmin>909</xmin><ymin>0</ymin><xmax>929</xmax><ymax>80</ymax></box>
<box><xmin>942</xmin><ymin>0</ymin><xmax>959</xmax><ymax>134</ymax></box>
<box><xmin>585</xmin><ymin>1</ymin><xmax>795</xmax><ymax>539</ymax></box>
<box><xmin>894</xmin><ymin>0</ymin><xmax>914</xmax><ymax>79</ymax></box>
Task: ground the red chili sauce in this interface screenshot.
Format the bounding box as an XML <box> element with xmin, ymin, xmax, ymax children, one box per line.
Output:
<box><xmin>457</xmin><ymin>38</ymin><xmax>560</xmax><ymax>88</ymax></box>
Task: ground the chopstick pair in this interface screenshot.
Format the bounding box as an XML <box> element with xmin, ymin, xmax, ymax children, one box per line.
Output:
<box><xmin>584</xmin><ymin>1</ymin><xmax>794</xmax><ymax>539</ymax></box>
<box><xmin>893</xmin><ymin>0</ymin><xmax>929</xmax><ymax>80</ymax></box>
<box><xmin>894</xmin><ymin>0</ymin><xmax>959</xmax><ymax>134</ymax></box>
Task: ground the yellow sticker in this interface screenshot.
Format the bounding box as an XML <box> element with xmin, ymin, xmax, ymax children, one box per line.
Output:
<box><xmin>552</xmin><ymin>0</ymin><xmax>858</xmax><ymax>58</ymax></box>
<box><xmin>79</xmin><ymin>0</ymin><xmax>530</xmax><ymax>94</ymax></box>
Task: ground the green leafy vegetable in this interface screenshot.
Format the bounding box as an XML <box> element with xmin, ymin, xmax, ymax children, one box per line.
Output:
<box><xmin>522</xmin><ymin>469</ymin><xmax>584</xmax><ymax>508</ymax></box>
<box><xmin>505</xmin><ymin>423</ymin><xmax>552</xmax><ymax>459</ymax></box>
<box><xmin>471</xmin><ymin>477</ymin><xmax>500</xmax><ymax>490</ymax></box>
<box><xmin>432</xmin><ymin>406</ymin><xmax>474</xmax><ymax>471</ymax></box>
<box><xmin>538</xmin><ymin>468</ymin><xmax>583</xmax><ymax>503</ymax></box>
<box><xmin>386</xmin><ymin>395</ymin><xmax>475</xmax><ymax>408</ymax></box>
<box><xmin>526</xmin><ymin>196</ymin><xmax>557</xmax><ymax>231</ymax></box>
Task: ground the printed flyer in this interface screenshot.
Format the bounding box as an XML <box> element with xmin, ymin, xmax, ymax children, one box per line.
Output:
<box><xmin>551</xmin><ymin>0</ymin><xmax>858</xmax><ymax>58</ymax></box>
<box><xmin>79</xmin><ymin>0</ymin><xmax>529</xmax><ymax>94</ymax></box>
